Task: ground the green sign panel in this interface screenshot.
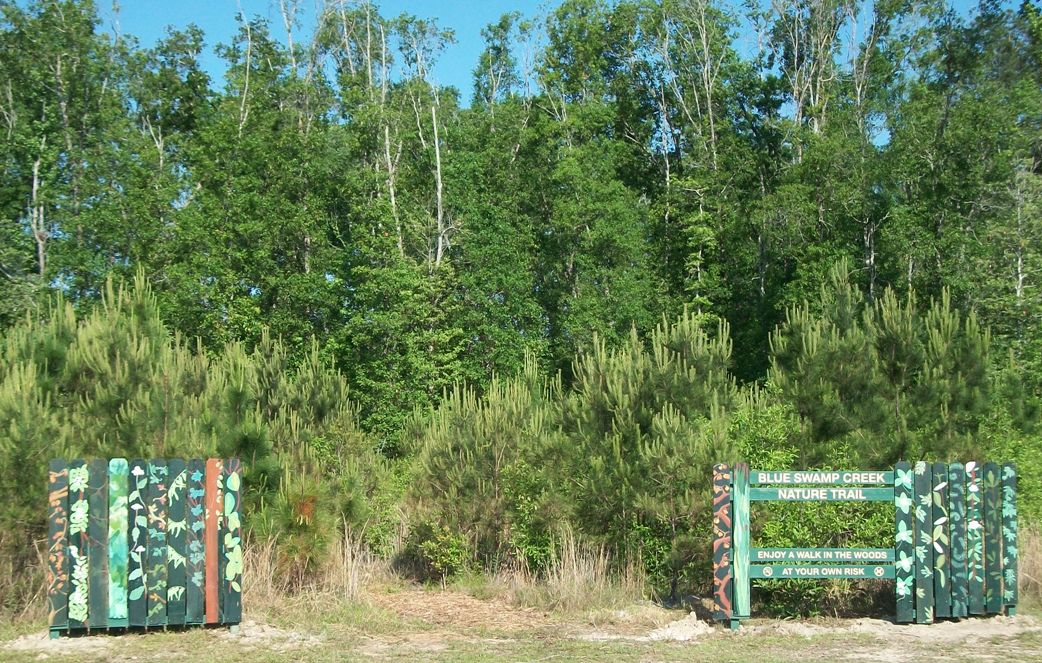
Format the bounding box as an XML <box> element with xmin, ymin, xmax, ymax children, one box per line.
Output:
<box><xmin>749</xmin><ymin>487</ymin><xmax>894</xmax><ymax>502</ymax></box>
<box><xmin>752</xmin><ymin>548</ymin><xmax>895</xmax><ymax>563</ymax></box>
<box><xmin>750</xmin><ymin>565</ymin><xmax>896</xmax><ymax>580</ymax></box>
<box><xmin>752</xmin><ymin>471</ymin><xmax>894</xmax><ymax>485</ymax></box>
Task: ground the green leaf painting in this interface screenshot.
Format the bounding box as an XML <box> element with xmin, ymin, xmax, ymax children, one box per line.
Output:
<box><xmin>68</xmin><ymin>545</ymin><xmax>88</xmax><ymax>623</ymax></box>
<box><xmin>108</xmin><ymin>459</ymin><xmax>130</xmax><ymax>620</ymax></box>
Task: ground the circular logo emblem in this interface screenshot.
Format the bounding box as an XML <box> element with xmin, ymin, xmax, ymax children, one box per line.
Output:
<box><xmin>762</xmin><ymin>566</ymin><xmax>774</xmax><ymax>577</ymax></box>
<box><xmin>874</xmin><ymin>566</ymin><xmax>885</xmax><ymax>577</ymax></box>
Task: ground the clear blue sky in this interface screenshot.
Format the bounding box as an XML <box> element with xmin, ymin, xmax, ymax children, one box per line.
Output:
<box><xmin>99</xmin><ymin>1</ymin><xmax>556</xmax><ymax>100</ymax></box>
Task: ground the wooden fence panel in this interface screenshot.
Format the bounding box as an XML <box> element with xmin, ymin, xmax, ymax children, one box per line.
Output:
<box><xmin>894</xmin><ymin>461</ymin><xmax>914</xmax><ymax>623</ymax></box>
<box><xmin>47</xmin><ymin>457</ymin><xmax>243</xmax><ymax>637</ymax></box>
<box><xmin>1001</xmin><ymin>463</ymin><xmax>1018</xmax><ymax>614</ymax></box>
<box><xmin>221</xmin><ymin>459</ymin><xmax>243</xmax><ymax>624</ymax></box>
<box><xmin>127</xmin><ymin>459</ymin><xmax>148</xmax><ymax>627</ymax></box>
<box><xmin>967</xmin><ymin>462</ymin><xmax>985</xmax><ymax>615</ymax></box>
<box><xmin>948</xmin><ymin>463</ymin><xmax>968</xmax><ymax>618</ymax></box>
<box><xmin>712</xmin><ymin>464</ymin><xmax>734</xmax><ymax>623</ymax></box>
<box><xmin>166</xmin><ymin>459</ymin><xmax>187</xmax><ymax>626</ymax></box>
<box><xmin>932</xmin><ymin>463</ymin><xmax>951</xmax><ymax>618</ymax></box>
<box><xmin>67</xmin><ymin>460</ymin><xmax>89</xmax><ymax>630</ymax></box>
<box><xmin>107</xmin><ymin>459</ymin><xmax>129</xmax><ymax>625</ymax></box>
<box><xmin>186</xmin><ymin>459</ymin><xmax>206</xmax><ymax>624</ymax></box>
<box><xmin>47</xmin><ymin>460</ymin><xmax>69</xmax><ymax>632</ymax></box>
<box><xmin>733</xmin><ymin>463</ymin><xmax>751</xmax><ymax>621</ymax></box>
<box><xmin>146</xmin><ymin>461</ymin><xmax>169</xmax><ymax>627</ymax></box>
<box><xmin>88</xmin><ymin>460</ymin><xmax>109</xmax><ymax>629</ymax></box>
<box><xmin>983</xmin><ymin>462</ymin><xmax>1003</xmax><ymax>614</ymax></box>
<box><xmin>913</xmin><ymin>462</ymin><xmax>934</xmax><ymax>623</ymax></box>
<box><xmin>204</xmin><ymin>459</ymin><xmax>222</xmax><ymax>624</ymax></box>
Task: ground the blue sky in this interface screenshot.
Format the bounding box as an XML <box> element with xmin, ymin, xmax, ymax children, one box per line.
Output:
<box><xmin>96</xmin><ymin>0</ymin><xmax>992</xmax><ymax>104</ymax></box>
<box><xmin>99</xmin><ymin>1</ymin><xmax>557</xmax><ymax>99</ymax></box>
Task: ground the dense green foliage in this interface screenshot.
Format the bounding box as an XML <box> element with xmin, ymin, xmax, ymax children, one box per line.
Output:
<box><xmin>0</xmin><ymin>276</ymin><xmax>383</xmax><ymax>607</ymax></box>
<box><xmin>1</xmin><ymin>0</ymin><xmax>1040</xmax><ymax>611</ymax></box>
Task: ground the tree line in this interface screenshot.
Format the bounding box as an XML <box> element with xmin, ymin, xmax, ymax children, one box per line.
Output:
<box><xmin>0</xmin><ymin>0</ymin><xmax>1040</xmax><ymax>609</ymax></box>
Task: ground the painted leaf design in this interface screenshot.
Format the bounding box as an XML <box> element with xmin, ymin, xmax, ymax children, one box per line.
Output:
<box><xmin>895</xmin><ymin>493</ymin><xmax>913</xmax><ymax>514</ymax></box>
<box><xmin>896</xmin><ymin>468</ymin><xmax>913</xmax><ymax>489</ymax></box>
<box><xmin>896</xmin><ymin>520</ymin><xmax>913</xmax><ymax>544</ymax></box>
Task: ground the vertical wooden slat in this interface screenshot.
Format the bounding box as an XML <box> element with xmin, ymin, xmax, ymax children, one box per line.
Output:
<box><xmin>894</xmin><ymin>461</ymin><xmax>915</xmax><ymax>623</ymax></box>
<box><xmin>932</xmin><ymin>462</ymin><xmax>951</xmax><ymax>619</ymax></box>
<box><xmin>913</xmin><ymin>461</ymin><xmax>934</xmax><ymax>623</ymax></box>
<box><xmin>1001</xmin><ymin>463</ymin><xmax>1018</xmax><ymax>615</ymax></box>
<box><xmin>146</xmin><ymin>460</ymin><xmax>169</xmax><ymax>627</ymax></box>
<box><xmin>87</xmin><ymin>459</ymin><xmax>109</xmax><ymax>629</ymax></box>
<box><xmin>733</xmin><ymin>462</ymin><xmax>751</xmax><ymax>621</ymax></box>
<box><xmin>966</xmin><ymin>461</ymin><xmax>985</xmax><ymax>615</ymax></box>
<box><xmin>222</xmin><ymin>459</ymin><xmax>243</xmax><ymax>625</ymax></box>
<box><xmin>166</xmin><ymin>459</ymin><xmax>187</xmax><ymax>626</ymax></box>
<box><xmin>127</xmin><ymin>459</ymin><xmax>149</xmax><ymax>627</ymax></box>
<box><xmin>185</xmin><ymin>460</ymin><xmax>206</xmax><ymax>624</ymax></box>
<box><xmin>983</xmin><ymin>462</ymin><xmax>1003</xmax><ymax>614</ymax></box>
<box><xmin>107</xmin><ymin>459</ymin><xmax>129</xmax><ymax>626</ymax></box>
<box><xmin>47</xmin><ymin>460</ymin><xmax>70</xmax><ymax>633</ymax></box>
<box><xmin>712</xmin><ymin>463</ymin><xmax>734</xmax><ymax>624</ymax></box>
<box><xmin>204</xmin><ymin>459</ymin><xmax>223</xmax><ymax>624</ymax></box>
<box><xmin>948</xmin><ymin>462</ymin><xmax>968</xmax><ymax>618</ymax></box>
<box><xmin>67</xmin><ymin>460</ymin><xmax>90</xmax><ymax>629</ymax></box>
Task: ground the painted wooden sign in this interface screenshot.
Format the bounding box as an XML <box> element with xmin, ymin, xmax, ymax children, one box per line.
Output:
<box><xmin>749</xmin><ymin>487</ymin><xmax>893</xmax><ymax>501</ymax></box>
<box><xmin>752</xmin><ymin>548</ymin><xmax>895</xmax><ymax>562</ymax></box>
<box><xmin>46</xmin><ymin>458</ymin><xmax>242</xmax><ymax>639</ymax></box>
<box><xmin>750</xmin><ymin>565</ymin><xmax>895</xmax><ymax>579</ymax></box>
<box><xmin>753</xmin><ymin>471</ymin><xmax>894</xmax><ymax>485</ymax></box>
<box><xmin>712</xmin><ymin>461</ymin><xmax>1019</xmax><ymax>631</ymax></box>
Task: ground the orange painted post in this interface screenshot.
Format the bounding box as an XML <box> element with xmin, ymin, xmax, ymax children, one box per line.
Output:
<box><xmin>204</xmin><ymin>459</ymin><xmax>223</xmax><ymax>624</ymax></box>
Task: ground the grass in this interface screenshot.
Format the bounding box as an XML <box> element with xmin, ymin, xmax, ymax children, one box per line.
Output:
<box><xmin>4</xmin><ymin>585</ymin><xmax>1042</xmax><ymax>662</ymax></box>
<box><xmin>14</xmin><ymin>614</ymin><xmax>1042</xmax><ymax>663</ymax></box>
<box><xmin>5</xmin><ymin>527</ymin><xmax>1042</xmax><ymax>661</ymax></box>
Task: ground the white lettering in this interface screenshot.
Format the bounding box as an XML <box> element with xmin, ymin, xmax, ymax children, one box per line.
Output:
<box><xmin>829</xmin><ymin>488</ymin><xmax>865</xmax><ymax>500</ymax></box>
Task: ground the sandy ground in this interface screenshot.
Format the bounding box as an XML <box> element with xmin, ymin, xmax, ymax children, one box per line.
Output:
<box><xmin>4</xmin><ymin>592</ymin><xmax>1041</xmax><ymax>662</ymax></box>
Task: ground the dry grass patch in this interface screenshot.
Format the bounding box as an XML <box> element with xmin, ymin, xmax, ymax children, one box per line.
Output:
<box><xmin>1020</xmin><ymin>524</ymin><xmax>1042</xmax><ymax>612</ymax></box>
<box><xmin>506</xmin><ymin>531</ymin><xmax>647</xmax><ymax>615</ymax></box>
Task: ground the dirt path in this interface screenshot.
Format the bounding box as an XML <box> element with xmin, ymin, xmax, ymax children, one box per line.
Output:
<box><xmin>366</xmin><ymin>586</ymin><xmax>554</xmax><ymax>631</ymax></box>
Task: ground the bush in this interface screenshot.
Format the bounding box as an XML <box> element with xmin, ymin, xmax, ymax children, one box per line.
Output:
<box><xmin>0</xmin><ymin>274</ymin><xmax>377</xmax><ymax>611</ymax></box>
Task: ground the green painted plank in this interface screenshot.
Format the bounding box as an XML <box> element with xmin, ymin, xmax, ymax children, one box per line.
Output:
<box><xmin>221</xmin><ymin>459</ymin><xmax>243</xmax><ymax>624</ymax></box>
<box><xmin>948</xmin><ymin>463</ymin><xmax>968</xmax><ymax>618</ymax></box>
<box><xmin>185</xmin><ymin>460</ymin><xmax>206</xmax><ymax>624</ymax></box>
<box><xmin>752</xmin><ymin>548</ymin><xmax>894</xmax><ymax>563</ymax></box>
<box><xmin>47</xmin><ymin>459</ymin><xmax>70</xmax><ymax>631</ymax></box>
<box><xmin>67</xmin><ymin>460</ymin><xmax>90</xmax><ymax>629</ymax></box>
<box><xmin>913</xmin><ymin>461</ymin><xmax>934</xmax><ymax>624</ymax></box>
<box><xmin>87</xmin><ymin>459</ymin><xmax>109</xmax><ymax>629</ymax></box>
<box><xmin>166</xmin><ymin>460</ymin><xmax>187</xmax><ymax>626</ymax></box>
<box><xmin>983</xmin><ymin>462</ymin><xmax>1003</xmax><ymax>614</ymax></box>
<box><xmin>1001</xmin><ymin>463</ymin><xmax>1018</xmax><ymax>610</ymax></box>
<box><xmin>966</xmin><ymin>461</ymin><xmax>985</xmax><ymax>615</ymax></box>
<box><xmin>127</xmin><ymin>459</ymin><xmax>148</xmax><ymax>627</ymax></box>
<box><xmin>894</xmin><ymin>461</ymin><xmax>915</xmax><ymax>623</ymax></box>
<box><xmin>146</xmin><ymin>460</ymin><xmax>169</xmax><ymax>627</ymax></box>
<box><xmin>752</xmin><ymin>470</ymin><xmax>894</xmax><ymax>485</ymax></box>
<box><xmin>750</xmin><ymin>487</ymin><xmax>893</xmax><ymax>501</ymax></box>
<box><xmin>733</xmin><ymin>463</ymin><xmax>751</xmax><ymax>620</ymax></box>
<box><xmin>932</xmin><ymin>462</ymin><xmax>951</xmax><ymax>619</ymax></box>
<box><xmin>107</xmin><ymin>459</ymin><xmax>129</xmax><ymax>625</ymax></box>
<box><xmin>750</xmin><ymin>565</ymin><xmax>895</xmax><ymax>580</ymax></box>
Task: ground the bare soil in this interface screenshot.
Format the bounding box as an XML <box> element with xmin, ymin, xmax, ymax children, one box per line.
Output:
<box><xmin>3</xmin><ymin>591</ymin><xmax>1041</xmax><ymax>662</ymax></box>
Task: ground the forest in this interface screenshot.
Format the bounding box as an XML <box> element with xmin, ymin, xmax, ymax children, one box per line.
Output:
<box><xmin>0</xmin><ymin>0</ymin><xmax>1040</xmax><ymax>617</ymax></box>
